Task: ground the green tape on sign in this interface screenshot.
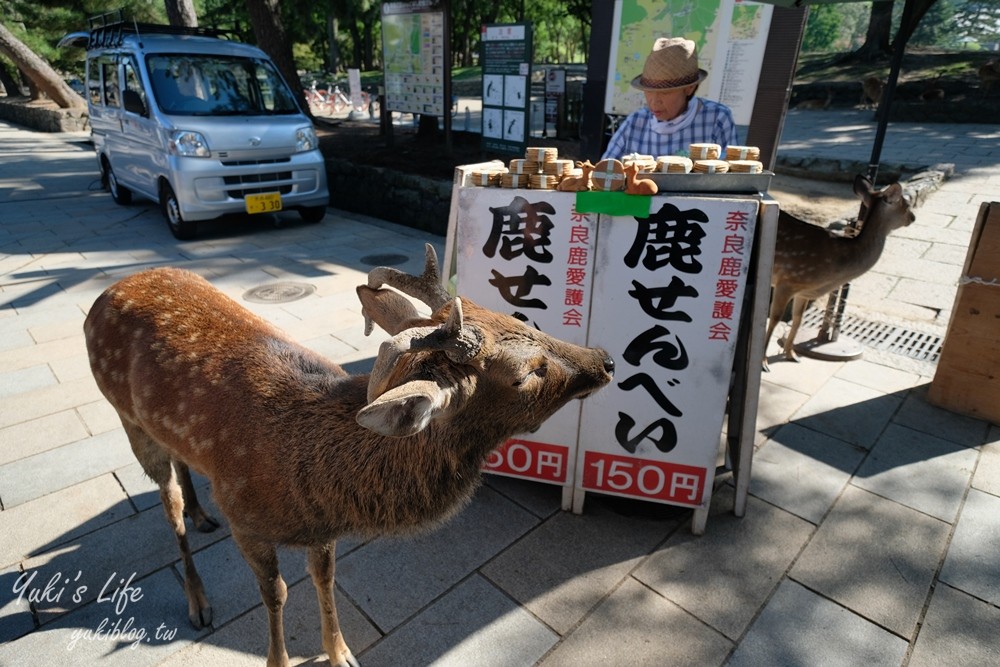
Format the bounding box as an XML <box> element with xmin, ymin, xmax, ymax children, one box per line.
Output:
<box><xmin>575</xmin><ymin>191</ymin><xmax>652</xmax><ymax>217</ymax></box>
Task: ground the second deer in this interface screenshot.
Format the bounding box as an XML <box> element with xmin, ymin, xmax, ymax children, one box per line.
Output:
<box><xmin>83</xmin><ymin>244</ymin><xmax>614</xmax><ymax>667</ymax></box>
<box><xmin>860</xmin><ymin>76</ymin><xmax>884</xmax><ymax>110</ymax></box>
<box><xmin>765</xmin><ymin>175</ymin><xmax>915</xmax><ymax>368</ymax></box>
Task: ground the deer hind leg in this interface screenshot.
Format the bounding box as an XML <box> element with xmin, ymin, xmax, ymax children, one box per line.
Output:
<box><xmin>120</xmin><ymin>420</ymin><xmax>213</xmax><ymax>628</ymax></box>
<box><xmin>783</xmin><ymin>295</ymin><xmax>812</xmax><ymax>361</ymax></box>
<box><xmin>764</xmin><ymin>286</ymin><xmax>793</xmax><ymax>371</ymax></box>
<box><xmin>307</xmin><ymin>543</ymin><xmax>359</xmax><ymax>667</ymax></box>
<box><xmin>233</xmin><ymin>533</ymin><xmax>290</xmax><ymax>667</ymax></box>
<box><xmin>173</xmin><ymin>460</ymin><xmax>220</xmax><ymax>533</ymax></box>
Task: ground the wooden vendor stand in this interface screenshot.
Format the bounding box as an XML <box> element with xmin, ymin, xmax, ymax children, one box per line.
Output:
<box><xmin>443</xmin><ymin>162</ymin><xmax>778</xmax><ymax>534</ymax></box>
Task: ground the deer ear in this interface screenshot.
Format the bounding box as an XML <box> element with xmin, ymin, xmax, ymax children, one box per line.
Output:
<box><xmin>882</xmin><ymin>182</ymin><xmax>904</xmax><ymax>204</ymax></box>
<box><xmin>356</xmin><ymin>380</ymin><xmax>451</xmax><ymax>437</ymax></box>
<box><xmin>357</xmin><ymin>285</ymin><xmax>433</xmax><ymax>335</ymax></box>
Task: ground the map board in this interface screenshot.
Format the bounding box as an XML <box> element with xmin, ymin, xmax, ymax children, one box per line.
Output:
<box><xmin>382</xmin><ymin>0</ymin><xmax>446</xmax><ymax>116</ymax></box>
<box><xmin>605</xmin><ymin>0</ymin><xmax>773</xmax><ymax>125</ymax></box>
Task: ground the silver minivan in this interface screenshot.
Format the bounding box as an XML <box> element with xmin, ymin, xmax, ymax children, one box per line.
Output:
<box><xmin>61</xmin><ymin>22</ymin><xmax>329</xmax><ymax>239</ymax></box>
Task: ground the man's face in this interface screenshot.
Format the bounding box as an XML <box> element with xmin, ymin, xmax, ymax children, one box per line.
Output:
<box><xmin>643</xmin><ymin>85</ymin><xmax>697</xmax><ymax>121</ymax></box>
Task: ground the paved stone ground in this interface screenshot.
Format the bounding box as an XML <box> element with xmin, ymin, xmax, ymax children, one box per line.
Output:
<box><xmin>1</xmin><ymin>111</ymin><xmax>999</xmax><ymax>666</ymax></box>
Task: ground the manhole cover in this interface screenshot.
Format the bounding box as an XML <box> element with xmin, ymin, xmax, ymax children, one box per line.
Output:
<box><xmin>242</xmin><ymin>282</ymin><xmax>316</xmax><ymax>304</ymax></box>
<box><xmin>360</xmin><ymin>253</ymin><xmax>409</xmax><ymax>266</ymax></box>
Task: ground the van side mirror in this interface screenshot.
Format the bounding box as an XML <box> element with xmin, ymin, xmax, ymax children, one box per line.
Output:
<box><xmin>123</xmin><ymin>90</ymin><xmax>147</xmax><ymax>117</ymax></box>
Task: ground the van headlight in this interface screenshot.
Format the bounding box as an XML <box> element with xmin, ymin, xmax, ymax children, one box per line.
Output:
<box><xmin>169</xmin><ymin>130</ymin><xmax>210</xmax><ymax>157</ymax></box>
<box><xmin>295</xmin><ymin>126</ymin><xmax>318</xmax><ymax>153</ymax></box>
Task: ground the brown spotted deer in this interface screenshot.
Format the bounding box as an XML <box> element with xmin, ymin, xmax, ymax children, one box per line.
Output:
<box><xmin>860</xmin><ymin>76</ymin><xmax>884</xmax><ymax>109</ymax></box>
<box><xmin>764</xmin><ymin>175</ymin><xmax>915</xmax><ymax>368</ymax></box>
<box><xmin>83</xmin><ymin>244</ymin><xmax>614</xmax><ymax>667</ymax></box>
<box><xmin>979</xmin><ymin>58</ymin><xmax>1000</xmax><ymax>97</ymax></box>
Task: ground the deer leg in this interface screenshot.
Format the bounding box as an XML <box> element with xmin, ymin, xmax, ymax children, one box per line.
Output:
<box><xmin>307</xmin><ymin>543</ymin><xmax>359</xmax><ymax>667</ymax></box>
<box><xmin>233</xmin><ymin>533</ymin><xmax>290</xmax><ymax>667</ymax></box>
<box><xmin>120</xmin><ymin>420</ymin><xmax>212</xmax><ymax>628</ymax></box>
<box><xmin>173</xmin><ymin>460</ymin><xmax>220</xmax><ymax>533</ymax></box>
<box><xmin>763</xmin><ymin>287</ymin><xmax>792</xmax><ymax>371</ymax></box>
<box><xmin>783</xmin><ymin>296</ymin><xmax>812</xmax><ymax>361</ymax></box>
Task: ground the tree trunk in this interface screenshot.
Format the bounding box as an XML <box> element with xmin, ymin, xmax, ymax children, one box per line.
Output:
<box><xmin>853</xmin><ymin>1</ymin><xmax>894</xmax><ymax>61</ymax></box>
<box><xmin>0</xmin><ymin>21</ymin><xmax>85</xmax><ymax>108</ymax></box>
<box><xmin>0</xmin><ymin>59</ymin><xmax>21</xmax><ymax>96</ymax></box>
<box><xmin>164</xmin><ymin>0</ymin><xmax>199</xmax><ymax>27</ymax></box>
<box><xmin>245</xmin><ymin>0</ymin><xmax>310</xmax><ymax>113</ymax></box>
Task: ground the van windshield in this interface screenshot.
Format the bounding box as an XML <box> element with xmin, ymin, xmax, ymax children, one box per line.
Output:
<box><xmin>147</xmin><ymin>54</ymin><xmax>299</xmax><ymax>116</ymax></box>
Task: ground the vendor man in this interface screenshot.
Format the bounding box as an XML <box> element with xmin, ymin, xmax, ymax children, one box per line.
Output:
<box><xmin>602</xmin><ymin>37</ymin><xmax>738</xmax><ymax>160</ymax></box>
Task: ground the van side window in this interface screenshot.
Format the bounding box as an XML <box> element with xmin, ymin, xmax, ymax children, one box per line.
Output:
<box><xmin>102</xmin><ymin>58</ymin><xmax>119</xmax><ymax>108</ymax></box>
<box><xmin>122</xmin><ymin>58</ymin><xmax>146</xmax><ymax>114</ymax></box>
<box><xmin>86</xmin><ymin>58</ymin><xmax>102</xmax><ymax>106</ymax></box>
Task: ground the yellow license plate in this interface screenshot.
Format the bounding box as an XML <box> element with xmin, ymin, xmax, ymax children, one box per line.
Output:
<box><xmin>245</xmin><ymin>192</ymin><xmax>282</xmax><ymax>214</ymax></box>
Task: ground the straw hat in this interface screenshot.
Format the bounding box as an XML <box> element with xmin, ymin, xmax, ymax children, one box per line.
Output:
<box><xmin>631</xmin><ymin>37</ymin><xmax>708</xmax><ymax>92</ymax></box>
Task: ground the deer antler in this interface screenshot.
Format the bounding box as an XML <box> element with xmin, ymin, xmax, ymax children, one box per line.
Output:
<box><xmin>367</xmin><ymin>243</ymin><xmax>450</xmax><ymax>311</ymax></box>
<box><xmin>367</xmin><ymin>297</ymin><xmax>484</xmax><ymax>402</ymax></box>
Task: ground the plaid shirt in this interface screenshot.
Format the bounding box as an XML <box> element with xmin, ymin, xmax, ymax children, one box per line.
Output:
<box><xmin>602</xmin><ymin>98</ymin><xmax>738</xmax><ymax>160</ymax></box>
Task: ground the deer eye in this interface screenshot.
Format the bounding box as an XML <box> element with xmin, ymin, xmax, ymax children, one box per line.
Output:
<box><xmin>513</xmin><ymin>363</ymin><xmax>548</xmax><ymax>387</ymax></box>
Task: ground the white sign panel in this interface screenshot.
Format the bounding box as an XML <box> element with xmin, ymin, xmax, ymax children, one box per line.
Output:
<box><xmin>577</xmin><ymin>197</ymin><xmax>759</xmax><ymax>508</ymax></box>
<box><xmin>455</xmin><ymin>188</ymin><xmax>599</xmax><ymax>487</ymax></box>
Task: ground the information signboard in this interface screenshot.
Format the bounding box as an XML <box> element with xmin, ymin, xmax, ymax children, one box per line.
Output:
<box><xmin>455</xmin><ymin>188</ymin><xmax>598</xmax><ymax>500</ymax></box>
<box><xmin>381</xmin><ymin>0</ymin><xmax>446</xmax><ymax>116</ymax></box>
<box><xmin>604</xmin><ymin>0</ymin><xmax>772</xmax><ymax>125</ymax></box>
<box><xmin>577</xmin><ymin>198</ymin><xmax>759</xmax><ymax>509</ymax></box>
<box><xmin>480</xmin><ymin>23</ymin><xmax>533</xmax><ymax>155</ymax></box>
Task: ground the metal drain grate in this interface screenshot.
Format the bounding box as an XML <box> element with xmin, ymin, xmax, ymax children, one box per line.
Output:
<box><xmin>800</xmin><ymin>309</ymin><xmax>943</xmax><ymax>363</ymax></box>
<box><xmin>243</xmin><ymin>282</ymin><xmax>316</xmax><ymax>304</ymax></box>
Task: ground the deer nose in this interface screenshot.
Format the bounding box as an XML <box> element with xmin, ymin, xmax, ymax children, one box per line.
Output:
<box><xmin>603</xmin><ymin>354</ymin><xmax>616</xmax><ymax>377</ymax></box>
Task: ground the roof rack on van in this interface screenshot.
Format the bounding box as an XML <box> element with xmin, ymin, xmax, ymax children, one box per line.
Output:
<box><xmin>86</xmin><ymin>9</ymin><xmax>237</xmax><ymax>49</ymax></box>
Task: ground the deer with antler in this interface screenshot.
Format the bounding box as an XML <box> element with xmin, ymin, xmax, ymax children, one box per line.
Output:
<box><xmin>83</xmin><ymin>244</ymin><xmax>614</xmax><ymax>667</ymax></box>
<box><xmin>556</xmin><ymin>159</ymin><xmax>596</xmax><ymax>191</ymax></box>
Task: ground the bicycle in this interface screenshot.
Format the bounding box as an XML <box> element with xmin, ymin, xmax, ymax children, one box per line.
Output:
<box><xmin>304</xmin><ymin>80</ymin><xmax>333</xmax><ymax>116</ymax></box>
<box><xmin>328</xmin><ymin>84</ymin><xmax>371</xmax><ymax>114</ymax></box>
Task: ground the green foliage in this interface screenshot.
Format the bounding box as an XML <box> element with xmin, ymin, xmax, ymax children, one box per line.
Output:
<box><xmin>1</xmin><ymin>1</ymin><xmax>167</xmax><ymax>78</ymax></box>
<box><xmin>292</xmin><ymin>41</ymin><xmax>322</xmax><ymax>72</ymax></box>
<box><xmin>802</xmin><ymin>6</ymin><xmax>842</xmax><ymax>52</ymax></box>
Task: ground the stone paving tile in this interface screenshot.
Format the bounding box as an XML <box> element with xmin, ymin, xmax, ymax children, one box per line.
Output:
<box><xmin>833</xmin><ymin>359</ymin><xmax>922</xmax><ymax>395</ymax></box>
<box><xmin>853</xmin><ymin>422</ymin><xmax>978</xmax><ymax>523</ymax></box>
<box><xmin>76</xmin><ymin>400</ymin><xmax>122</xmax><ymax>436</ymax></box>
<box><xmin>633</xmin><ymin>487</ymin><xmax>813</xmax><ymax>640</ymax></box>
<box><xmin>789</xmin><ymin>377</ymin><xmax>902</xmax><ymax>450</ymax></box>
<box><xmin>0</xmin><ymin>409</ymin><xmax>90</xmax><ymax>466</ymax></box>
<box><xmin>481</xmin><ymin>496</ymin><xmax>679</xmax><ymax>635</ymax></box>
<box><xmin>791</xmin><ymin>485</ymin><xmax>950</xmax><ymax>638</ymax></box>
<box><xmin>0</xmin><ymin>563</ymin><xmax>35</xmax><ymax>643</ymax></box>
<box><xmin>972</xmin><ymin>429</ymin><xmax>1000</xmax><ymax>496</ymax></box>
<box><xmin>755</xmin><ymin>379</ymin><xmax>810</xmax><ymax>446</ymax></box>
<box><xmin>727</xmin><ymin>579</ymin><xmax>908</xmax><ymax>667</ymax></box>
<box><xmin>156</xmin><ymin>574</ymin><xmax>379</xmax><ymax>667</ymax></box>
<box><xmin>178</xmin><ymin>538</ymin><xmax>308</xmax><ymax>630</ymax></box>
<box><xmin>0</xmin><ymin>373</ymin><xmax>101</xmax><ymax>430</ymax></box>
<box><xmin>335</xmin><ymin>485</ymin><xmax>538</xmax><ymax>632</ymax></box>
<box><xmin>483</xmin><ymin>474</ymin><xmax>562</xmax><ymax>520</ymax></box>
<box><xmin>539</xmin><ymin>577</ymin><xmax>733</xmax><ymax>667</ymax></box>
<box><xmin>21</xmin><ymin>497</ymin><xmax>230</xmax><ymax>624</ymax></box>
<box><xmin>0</xmin><ymin>474</ymin><xmax>131</xmax><ymax>570</ymax></box>
<box><xmin>0</xmin><ymin>567</ymin><xmax>206</xmax><ymax>667</ymax></box>
<box><xmin>939</xmin><ymin>488</ymin><xmax>1000</xmax><ymax>608</ymax></box>
<box><xmin>751</xmin><ymin>422</ymin><xmax>866</xmax><ymax>523</ymax></box>
<box><xmin>0</xmin><ymin>429</ymin><xmax>135</xmax><ymax>508</ymax></box>
<box><xmin>896</xmin><ymin>385</ymin><xmax>990</xmax><ymax>447</ymax></box>
<box><xmin>0</xmin><ymin>365</ymin><xmax>57</xmax><ymax>400</ymax></box>
<box><xmin>908</xmin><ymin>582</ymin><xmax>1000</xmax><ymax>667</ymax></box>
<box><xmin>361</xmin><ymin>575</ymin><xmax>557</xmax><ymax>667</ymax></box>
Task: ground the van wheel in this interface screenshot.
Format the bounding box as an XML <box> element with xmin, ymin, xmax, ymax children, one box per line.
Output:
<box><xmin>104</xmin><ymin>161</ymin><xmax>132</xmax><ymax>205</ymax></box>
<box><xmin>160</xmin><ymin>183</ymin><xmax>197</xmax><ymax>240</ymax></box>
<box><xmin>299</xmin><ymin>206</ymin><xmax>326</xmax><ymax>223</ymax></box>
